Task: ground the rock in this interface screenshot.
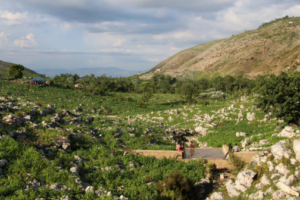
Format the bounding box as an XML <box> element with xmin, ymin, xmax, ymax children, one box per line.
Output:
<box><xmin>236</xmin><ymin>169</ymin><xmax>257</xmax><ymax>188</ymax></box>
<box><xmin>279</xmin><ymin>175</ymin><xmax>295</xmax><ymax>186</ymax></box>
<box><xmin>275</xmin><ymin>163</ymin><xmax>290</xmax><ymax>175</ymax></box>
<box><xmin>195</xmin><ymin>126</ymin><xmax>207</xmax><ymax>136</ymax></box>
<box><xmin>0</xmin><ymin>159</ymin><xmax>8</xmax><ymax>167</ymax></box>
<box><xmin>50</xmin><ymin>183</ymin><xmax>69</xmax><ymax>191</ymax></box>
<box><xmin>62</xmin><ymin>142</ymin><xmax>70</xmax><ymax>150</ymax></box>
<box><xmin>210</xmin><ymin>192</ymin><xmax>224</xmax><ymax>200</ymax></box>
<box><xmin>237</xmin><ymin>112</ymin><xmax>243</xmax><ymax>120</ymax></box>
<box><xmin>293</xmin><ymin>140</ymin><xmax>300</xmax><ymax>162</ymax></box>
<box><xmin>291</xmin><ymin>158</ymin><xmax>297</xmax><ymax>165</ymax></box>
<box><xmin>271</xmin><ymin>174</ymin><xmax>281</xmax><ymax>179</ymax></box>
<box><xmin>70</xmin><ymin>166</ymin><xmax>79</xmax><ymax>176</ymax></box>
<box><xmin>119</xmin><ymin>195</ymin><xmax>128</xmax><ymax>200</ymax></box>
<box><xmin>278</xmin><ymin>126</ymin><xmax>296</xmax><ymax>138</ymax></box>
<box><xmin>276</xmin><ymin>182</ymin><xmax>299</xmax><ymax>196</ymax></box>
<box><xmin>59</xmin><ymin>195</ymin><xmax>72</xmax><ymax>200</ymax></box>
<box><xmin>261</xmin><ymin>174</ymin><xmax>270</xmax><ymax>185</ymax></box>
<box><xmin>74</xmin><ymin>155</ymin><xmax>83</xmax><ymax>164</ymax></box>
<box><xmin>267</xmin><ymin>161</ymin><xmax>274</xmax><ymax>171</ymax></box>
<box><xmin>85</xmin><ymin>186</ymin><xmax>94</xmax><ymax>193</ymax></box>
<box><xmin>236</xmin><ymin>132</ymin><xmax>247</xmax><ymax>137</ymax></box>
<box><xmin>249</xmin><ymin>191</ymin><xmax>265</xmax><ymax>200</ymax></box>
<box><xmin>24</xmin><ymin>179</ymin><xmax>42</xmax><ymax>190</ymax></box>
<box><xmin>225</xmin><ymin>180</ymin><xmax>240</xmax><ymax>197</ymax></box>
<box><xmin>272</xmin><ymin>190</ymin><xmax>288</xmax><ymax>200</ymax></box>
<box><xmin>271</xmin><ymin>142</ymin><xmax>291</xmax><ymax>159</ymax></box>
<box><xmin>246</xmin><ymin>112</ymin><xmax>256</xmax><ymax>121</ymax></box>
<box><xmin>259</xmin><ymin>139</ymin><xmax>270</xmax><ymax>146</ymax></box>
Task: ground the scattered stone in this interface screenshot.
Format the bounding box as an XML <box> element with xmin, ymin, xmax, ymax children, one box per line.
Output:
<box><xmin>225</xmin><ymin>180</ymin><xmax>240</xmax><ymax>197</ymax></box>
<box><xmin>261</xmin><ymin>174</ymin><xmax>270</xmax><ymax>185</ymax></box>
<box><xmin>236</xmin><ymin>132</ymin><xmax>247</xmax><ymax>137</ymax></box>
<box><xmin>246</xmin><ymin>112</ymin><xmax>256</xmax><ymax>121</ymax></box>
<box><xmin>276</xmin><ymin>182</ymin><xmax>299</xmax><ymax>197</ymax></box>
<box><xmin>271</xmin><ymin>141</ymin><xmax>292</xmax><ymax>159</ymax></box>
<box><xmin>210</xmin><ymin>192</ymin><xmax>224</xmax><ymax>200</ymax></box>
<box><xmin>275</xmin><ymin>163</ymin><xmax>290</xmax><ymax>175</ymax></box>
<box><xmin>249</xmin><ymin>190</ymin><xmax>265</xmax><ymax>200</ymax></box>
<box><xmin>278</xmin><ymin>126</ymin><xmax>296</xmax><ymax>138</ymax></box>
<box><xmin>85</xmin><ymin>186</ymin><xmax>94</xmax><ymax>193</ymax></box>
<box><xmin>70</xmin><ymin>166</ymin><xmax>80</xmax><ymax>176</ymax></box>
<box><xmin>293</xmin><ymin>140</ymin><xmax>300</xmax><ymax>162</ymax></box>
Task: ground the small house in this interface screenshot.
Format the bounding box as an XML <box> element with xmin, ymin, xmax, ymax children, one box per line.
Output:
<box><xmin>155</xmin><ymin>68</ymin><xmax>161</xmax><ymax>73</ymax></box>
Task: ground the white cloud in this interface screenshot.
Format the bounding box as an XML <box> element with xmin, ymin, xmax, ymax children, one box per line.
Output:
<box><xmin>1</xmin><ymin>11</ymin><xmax>28</xmax><ymax>20</ymax></box>
<box><xmin>114</xmin><ymin>39</ymin><xmax>123</xmax><ymax>46</ymax></box>
<box><xmin>14</xmin><ymin>34</ymin><xmax>38</xmax><ymax>48</ymax></box>
<box><xmin>0</xmin><ymin>32</ymin><xmax>8</xmax><ymax>42</ymax></box>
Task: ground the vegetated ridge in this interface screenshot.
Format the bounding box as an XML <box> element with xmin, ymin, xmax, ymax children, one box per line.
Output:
<box><xmin>142</xmin><ymin>16</ymin><xmax>300</xmax><ymax>79</ymax></box>
<box><xmin>0</xmin><ymin>60</ymin><xmax>38</xmax><ymax>75</ymax></box>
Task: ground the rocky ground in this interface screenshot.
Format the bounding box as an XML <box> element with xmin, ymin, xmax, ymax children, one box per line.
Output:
<box><xmin>1</xmin><ymin>93</ymin><xmax>300</xmax><ymax>199</ymax></box>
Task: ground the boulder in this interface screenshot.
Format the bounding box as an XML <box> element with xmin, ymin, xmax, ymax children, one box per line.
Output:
<box><xmin>235</xmin><ymin>169</ymin><xmax>256</xmax><ymax>191</ymax></box>
<box><xmin>246</xmin><ymin>112</ymin><xmax>256</xmax><ymax>121</ymax></box>
<box><xmin>279</xmin><ymin>175</ymin><xmax>296</xmax><ymax>186</ymax></box>
<box><xmin>271</xmin><ymin>142</ymin><xmax>291</xmax><ymax>159</ymax></box>
<box><xmin>267</xmin><ymin>161</ymin><xmax>274</xmax><ymax>171</ymax></box>
<box><xmin>276</xmin><ymin>182</ymin><xmax>299</xmax><ymax>196</ymax></box>
<box><xmin>195</xmin><ymin>126</ymin><xmax>207</xmax><ymax>136</ymax></box>
<box><xmin>275</xmin><ymin>163</ymin><xmax>290</xmax><ymax>175</ymax></box>
<box><xmin>261</xmin><ymin>174</ymin><xmax>270</xmax><ymax>185</ymax></box>
<box><xmin>210</xmin><ymin>192</ymin><xmax>224</xmax><ymax>200</ymax></box>
<box><xmin>249</xmin><ymin>191</ymin><xmax>265</xmax><ymax>200</ymax></box>
<box><xmin>272</xmin><ymin>190</ymin><xmax>288</xmax><ymax>200</ymax></box>
<box><xmin>225</xmin><ymin>180</ymin><xmax>240</xmax><ymax>197</ymax></box>
<box><xmin>278</xmin><ymin>126</ymin><xmax>295</xmax><ymax>138</ymax></box>
<box><xmin>293</xmin><ymin>140</ymin><xmax>300</xmax><ymax>162</ymax></box>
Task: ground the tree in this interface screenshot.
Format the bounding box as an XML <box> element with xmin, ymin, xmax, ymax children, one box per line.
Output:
<box><xmin>7</xmin><ymin>64</ymin><xmax>24</xmax><ymax>79</ymax></box>
<box><xmin>140</xmin><ymin>82</ymin><xmax>153</xmax><ymax>102</ymax></box>
<box><xmin>257</xmin><ymin>72</ymin><xmax>300</xmax><ymax>123</ymax></box>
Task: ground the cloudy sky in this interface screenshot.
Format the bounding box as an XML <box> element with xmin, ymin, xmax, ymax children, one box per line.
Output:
<box><xmin>0</xmin><ymin>0</ymin><xmax>299</xmax><ymax>76</ymax></box>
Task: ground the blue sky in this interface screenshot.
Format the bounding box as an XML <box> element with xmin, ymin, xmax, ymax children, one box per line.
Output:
<box><xmin>0</xmin><ymin>0</ymin><xmax>299</xmax><ymax>76</ymax></box>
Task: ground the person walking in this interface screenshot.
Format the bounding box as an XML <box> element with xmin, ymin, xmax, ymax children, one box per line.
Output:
<box><xmin>224</xmin><ymin>143</ymin><xmax>232</xmax><ymax>159</ymax></box>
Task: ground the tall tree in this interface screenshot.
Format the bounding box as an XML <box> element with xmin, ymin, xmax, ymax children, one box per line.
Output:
<box><xmin>7</xmin><ymin>64</ymin><xmax>24</xmax><ymax>79</ymax></box>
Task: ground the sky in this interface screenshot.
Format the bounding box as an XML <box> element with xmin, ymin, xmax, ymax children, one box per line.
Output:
<box><xmin>0</xmin><ymin>0</ymin><xmax>300</xmax><ymax>77</ymax></box>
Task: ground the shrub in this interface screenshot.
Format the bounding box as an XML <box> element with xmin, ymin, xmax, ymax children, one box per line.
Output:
<box><xmin>161</xmin><ymin>171</ymin><xmax>196</xmax><ymax>200</ymax></box>
<box><xmin>228</xmin><ymin>151</ymin><xmax>246</xmax><ymax>172</ymax></box>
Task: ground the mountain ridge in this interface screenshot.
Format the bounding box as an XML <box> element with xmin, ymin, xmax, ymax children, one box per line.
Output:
<box><xmin>141</xmin><ymin>16</ymin><xmax>300</xmax><ymax>79</ymax></box>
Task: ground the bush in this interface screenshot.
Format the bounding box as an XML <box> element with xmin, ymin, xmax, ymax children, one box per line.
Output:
<box><xmin>161</xmin><ymin>171</ymin><xmax>196</xmax><ymax>200</ymax></box>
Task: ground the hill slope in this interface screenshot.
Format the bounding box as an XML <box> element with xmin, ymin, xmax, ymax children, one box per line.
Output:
<box><xmin>142</xmin><ymin>16</ymin><xmax>300</xmax><ymax>79</ymax></box>
<box><xmin>0</xmin><ymin>60</ymin><xmax>41</xmax><ymax>79</ymax></box>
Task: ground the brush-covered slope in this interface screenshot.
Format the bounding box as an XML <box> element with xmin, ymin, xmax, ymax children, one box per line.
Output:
<box><xmin>0</xmin><ymin>60</ymin><xmax>37</xmax><ymax>74</ymax></box>
<box><xmin>143</xmin><ymin>16</ymin><xmax>300</xmax><ymax>79</ymax></box>
<box><xmin>0</xmin><ymin>60</ymin><xmax>41</xmax><ymax>79</ymax></box>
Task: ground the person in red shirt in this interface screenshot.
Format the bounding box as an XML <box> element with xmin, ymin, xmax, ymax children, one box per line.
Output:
<box><xmin>177</xmin><ymin>141</ymin><xmax>186</xmax><ymax>158</ymax></box>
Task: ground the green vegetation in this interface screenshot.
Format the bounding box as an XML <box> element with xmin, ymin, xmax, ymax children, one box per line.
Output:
<box><xmin>257</xmin><ymin>72</ymin><xmax>300</xmax><ymax>123</ymax></box>
<box><xmin>7</xmin><ymin>64</ymin><xmax>24</xmax><ymax>79</ymax></box>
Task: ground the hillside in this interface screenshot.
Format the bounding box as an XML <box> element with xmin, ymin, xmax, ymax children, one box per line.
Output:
<box><xmin>142</xmin><ymin>16</ymin><xmax>300</xmax><ymax>79</ymax></box>
<box><xmin>0</xmin><ymin>60</ymin><xmax>41</xmax><ymax>79</ymax></box>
